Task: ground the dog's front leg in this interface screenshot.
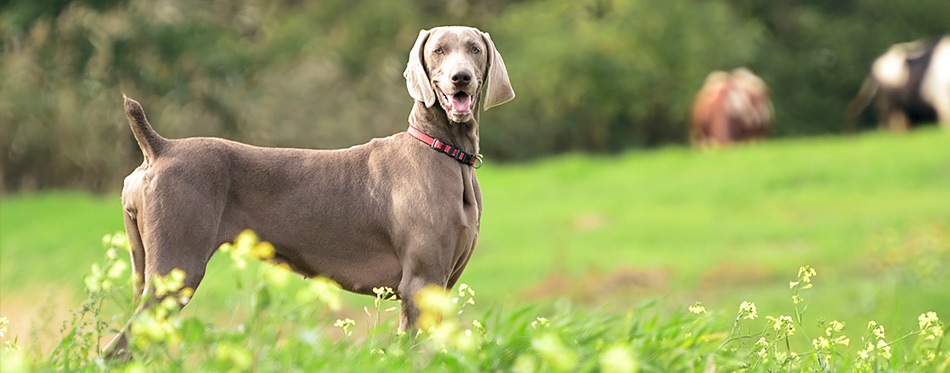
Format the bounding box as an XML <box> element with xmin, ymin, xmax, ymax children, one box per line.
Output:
<box><xmin>395</xmin><ymin>247</ymin><xmax>455</xmax><ymax>333</ymax></box>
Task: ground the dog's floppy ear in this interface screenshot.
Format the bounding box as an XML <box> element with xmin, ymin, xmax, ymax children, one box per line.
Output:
<box><xmin>404</xmin><ymin>29</ymin><xmax>436</xmax><ymax>107</ymax></box>
<box><xmin>480</xmin><ymin>31</ymin><xmax>515</xmax><ymax>110</ymax></box>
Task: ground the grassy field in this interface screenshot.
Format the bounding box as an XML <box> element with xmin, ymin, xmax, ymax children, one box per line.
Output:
<box><xmin>1</xmin><ymin>129</ymin><xmax>949</xmax><ymax>369</ymax></box>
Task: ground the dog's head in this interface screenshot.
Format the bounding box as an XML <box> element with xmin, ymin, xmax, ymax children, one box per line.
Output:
<box><xmin>404</xmin><ymin>26</ymin><xmax>515</xmax><ymax>123</ymax></box>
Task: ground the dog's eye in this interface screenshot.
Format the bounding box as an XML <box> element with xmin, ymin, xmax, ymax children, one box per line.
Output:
<box><xmin>434</xmin><ymin>47</ymin><xmax>444</xmax><ymax>54</ymax></box>
<box><xmin>471</xmin><ymin>46</ymin><xmax>481</xmax><ymax>54</ymax></box>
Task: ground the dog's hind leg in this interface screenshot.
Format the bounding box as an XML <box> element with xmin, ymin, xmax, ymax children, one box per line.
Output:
<box><xmin>124</xmin><ymin>213</ymin><xmax>147</xmax><ymax>303</ymax></box>
<box><xmin>104</xmin><ymin>191</ymin><xmax>219</xmax><ymax>358</ymax></box>
<box><xmin>102</xmin><ymin>206</ymin><xmax>148</xmax><ymax>358</ymax></box>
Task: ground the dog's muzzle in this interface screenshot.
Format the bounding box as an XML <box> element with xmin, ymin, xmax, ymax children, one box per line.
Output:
<box><xmin>437</xmin><ymin>87</ymin><xmax>478</xmax><ymax>122</ymax></box>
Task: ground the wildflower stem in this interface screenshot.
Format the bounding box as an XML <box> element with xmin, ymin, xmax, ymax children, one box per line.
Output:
<box><xmin>94</xmin><ymin>298</ymin><xmax>104</xmax><ymax>355</ymax></box>
<box><xmin>719</xmin><ymin>332</ymin><xmax>764</xmax><ymax>350</ymax></box>
<box><xmin>887</xmin><ymin>330</ymin><xmax>923</xmax><ymax>346</ymax></box>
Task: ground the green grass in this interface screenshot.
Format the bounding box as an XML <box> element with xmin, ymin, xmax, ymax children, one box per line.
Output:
<box><xmin>0</xmin><ymin>192</ymin><xmax>122</xmax><ymax>293</ymax></box>
<box><xmin>1</xmin><ymin>129</ymin><xmax>949</xmax><ymax>370</ymax></box>
<box><xmin>478</xmin><ymin>130</ymin><xmax>949</xmax><ymax>287</ymax></box>
<box><xmin>1</xmin><ymin>232</ymin><xmax>947</xmax><ymax>371</ymax></box>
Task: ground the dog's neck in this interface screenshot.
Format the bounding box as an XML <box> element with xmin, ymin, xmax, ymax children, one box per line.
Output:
<box><xmin>408</xmin><ymin>101</ymin><xmax>479</xmax><ymax>156</ymax></box>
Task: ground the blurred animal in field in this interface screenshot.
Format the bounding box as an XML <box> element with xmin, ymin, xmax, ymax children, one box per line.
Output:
<box><xmin>690</xmin><ymin>68</ymin><xmax>773</xmax><ymax>146</ymax></box>
<box><xmin>103</xmin><ymin>25</ymin><xmax>514</xmax><ymax>358</ymax></box>
<box><xmin>848</xmin><ymin>35</ymin><xmax>950</xmax><ymax>131</ymax></box>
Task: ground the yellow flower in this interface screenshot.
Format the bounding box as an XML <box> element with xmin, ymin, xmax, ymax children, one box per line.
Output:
<box><xmin>103</xmin><ymin>233</ymin><xmax>131</xmax><ymax>252</ymax></box>
<box><xmin>791</xmin><ymin>266</ymin><xmax>817</xmax><ymax>290</ymax></box>
<box><xmin>688</xmin><ymin>303</ymin><xmax>707</xmax><ymax>315</ymax></box>
<box><xmin>872</xmin><ymin>325</ymin><xmax>886</xmax><ymax>340</ymax></box>
<box><xmin>154</xmin><ymin>269</ymin><xmax>186</xmax><ymax>297</ymax></box>
<box><xmin>472</xmin><ymin>319</ymin><xmax>487</xmax><ymax>335</ymax></box>
<box><xmin>235</xmin><ymin>230</ymin><xmax>259</xmax><ymax>252</ymax></box>
<box><xmin>261</xmin><ymin>263</ymin><xmax>291</xmax><ymax>288</ymax></box>
<box><xmin>531</xmin><ymin>317</ymin><xmax>550</xmax><ymax>329</ymax></box>
<box><xmin>600</xmin><ymin>343</ymin><xmax>639</xmax><ymax>373</ymax></box>
<box><xmin>458</xmin><ymin>283</ymin><xmax>475</xmax><ymax>297</ymax></box>
<box><xmin>775</xmin><ymin>351</ymin><xmax>788</xmax><ymax>362</ymax></box>
<box><xmin>766</xmin><ymin>315</ymin><xmax>795</xmax><ymax>337</ymax></box>
<box><xmin>455</xmin><ymin>328</ymin><xmax>479</xmax><ymax>352</ymax></box>
<box><xmin>0</xmin><ymin>346</ymin><xmax>27</xmax><ymax>371</ymax></box>
<box><xmin>531</xmin><ymin>333</ymin><xmax>578</xmax><ymax>371</ymax></box>
<box><xmin>415</xmin><ymin>285</ymin><xmax>455</xmax><ymax>331</ymax></box>
<box><xmin>334</xmin><ymin>318</ymin><xmax>355</xmax><ymax>336</ymax></box>
<box><xmin>130</xmin><ymin>307</ymin><xmax>180</xmax><ymax>347</ymax></box>
<box><xmin>512</xmin><ymin>355</ymin><xmax>537</xmax><ymax>373</ymax></box>
<box><xmin>876</xmin><ymin>339</ymin><xmax>892</xmax><ymax>359</ymax></box>
<box><xmin>453</xmin><ymin>283</ymin><xmax>477</xmax><ymax>309</ymax></box>
<box><xmin>296</xmin><ymin>277</ymin><xmax>342</xmax><ymax>311</ymax></box>
<box><xmin>798</xmin><ymin>265</ymin><xmax>817</xmax><ymax>283</ymax></box>
<box><xmin>812</xmin><ymin>337</ymin><xmax>830</xmax><ymax>350</ymax></box>
<box><xmin>222</xmin><ymin>231</ymin><xmax>277</xmax><ymax>269</ymax></box>
<box><xmin>918</xmin><ymin>311</ymin><xmax>939</xmax><ymax>329</ymax></box>
<box><xmin>108</xmin><ymin>260</ymin><xmax>128</xmax><ymax>279</ymax></box>
<box><xmin>215</xmin><ymin>342</ymin><xmax>252</xmax><ymax>370</ymax></box>
<box><xmin>833</xmin><ymin>335</ymin><xmax>850</xmax><ymax>346</ymax></box>
<box><xmin>826</xmin><ymin>320</ymin><xmax>845</xmax><ymax>335</ymax></box>
<box><xmin>110</xmin><ymin>233</ymin><xmax>130</xmax><ymax>251</ymax></box>
<box><xmin>0</xmin><ymin>316</ymin><xmax>8</xmax><ymax>338</ymax></box>
<box><xmin>738</xmin><ymin>301</ymin><xmax>757</xmax><ymax>320</ymax></box>
<box><xmin>427</xmin><ymin>320</ymin><xmax>460</xmax><ymax>349</ymax></box>
<box><xmin>918</xmin><ymin>311</ymin><xmax>943</xmax><ymax>339</ymax></box>
<box><xmin>857</xmin><ymin>342</ymin><xmax>873</xmax><ymax>360</ymax></box>
<box><xmin>249</xmin><ymin>242</ymin><xmax>275</xmax><ymax>260</ymax></box>
<box><xmin>84</xmin><ymin>263</ymin><xmax>103</xmax><ymax>293</ymax></box>
<box><xmin>179</xmin><ymin>287</ymin><xmax>194</xmax><ymax>304</ymax></box>
<box><xmin>218</xmin><ymin>242</ymin><xmax>234</xmax><ymax>254</ymax></box>
<box><xmin>373</xmin><ymin>286</ymin><xmax>394</xmax><ymax>297</ymax></box>
<box><xmin>373</xmin><ymin>286</ymin><xmax>396</xmax><ymax>308</ymax></box>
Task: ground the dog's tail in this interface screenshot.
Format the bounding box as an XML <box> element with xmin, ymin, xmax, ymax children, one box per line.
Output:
<box><xmin>123</xmin><ymin>95</ymin><xmax>167</xmax><ymax>161</ymax></box>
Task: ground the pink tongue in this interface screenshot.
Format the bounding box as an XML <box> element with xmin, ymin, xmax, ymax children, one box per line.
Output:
<box><xmin>452</xmin><ymin>94</ymin><xmax>472</xmax><ymax>112</ymax></box>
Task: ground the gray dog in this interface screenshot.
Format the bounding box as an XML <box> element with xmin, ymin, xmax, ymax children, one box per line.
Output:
<box><xmin>105</xmin><ymin>25</ymin><xmax>514</xmax><ymax>356</ymax></box>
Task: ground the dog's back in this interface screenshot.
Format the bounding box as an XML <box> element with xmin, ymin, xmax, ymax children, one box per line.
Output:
<box><xmin>121</xmin><ymin>114</ymin><xmax>410</xmax><ymax>293</ymax></box>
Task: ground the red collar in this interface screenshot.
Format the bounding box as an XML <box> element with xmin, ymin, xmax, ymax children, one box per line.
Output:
<box><xmin>407</xmin><ymin>126</ymin><xmax>482</xmax><ymax>168</ymax></box>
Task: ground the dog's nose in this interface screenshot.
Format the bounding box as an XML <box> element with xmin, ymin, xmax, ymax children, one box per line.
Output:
<box><xmin>451</xmin><ymin>70</ymin><xmax>473</xmax><ymax>86</ymax></box>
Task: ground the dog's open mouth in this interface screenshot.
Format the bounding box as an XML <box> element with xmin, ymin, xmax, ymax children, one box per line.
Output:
<box><xmin>437</xmin><ymin>87</ymin><xmax>478</xmax><ymax>121</ymax></box>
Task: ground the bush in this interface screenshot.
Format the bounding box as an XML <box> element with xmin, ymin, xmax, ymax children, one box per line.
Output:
<box><xmin>483</xmin><ymin>0</ymin><xmax>763</xmax><ymax>157</ymax></box>
<box><xmin>2</xmin><ymin>0</ymin><xmax>949</xmax><ymax>191</ymax></box>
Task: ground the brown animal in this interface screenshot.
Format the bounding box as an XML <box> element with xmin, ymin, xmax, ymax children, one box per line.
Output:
<box><xmin>690</xmin><ymin>68</ymin><xmax>773</xmax><ymax>146</ymax></box>
<box><xmin>104</xmin><ymin>25</ymin><xmax>514</xmax><ymax>356</ymax></box>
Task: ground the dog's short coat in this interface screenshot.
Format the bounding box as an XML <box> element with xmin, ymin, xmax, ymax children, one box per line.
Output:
<box><xmin>104</xmin><ymin>25</ymin><xmax>514</xmax><ymax>356</ymax></box>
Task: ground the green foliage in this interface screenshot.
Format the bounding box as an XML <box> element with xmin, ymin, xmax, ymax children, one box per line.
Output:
<box><xmin>3</xmin><ymin>0</ymin><xmax>948</xmax><ymax>191</ymax></box>
<box><xmin>485</xmin><ymin>0</ymin><xmax>763</xmax><ymax>155</ymax></box>
<box><xmin>1</xmin><ymin>234</ymin><xmax>947</xmax><ymax>371</ymax></box>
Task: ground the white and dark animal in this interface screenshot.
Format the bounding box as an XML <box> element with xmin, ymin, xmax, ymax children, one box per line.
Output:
<box><xmin>690</xmin><ymin>68</ymin><xmax>774</xmax><ymax>146</ymax></box>
<box><xmin>848</xmin><ymin>35</ymin><xmax>950</xmax><ymax>130</ymax></box>
<box><xmin>104</xmin><ymin>26</ymin><xmax>514</xmax><ymax>357</ymax></box>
